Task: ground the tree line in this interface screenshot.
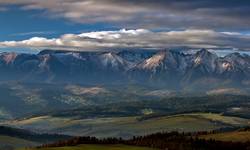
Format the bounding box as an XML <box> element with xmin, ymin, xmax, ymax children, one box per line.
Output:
<box><xmin>38</xmin><ymin>130</ymin><xmax>250</xmax><ymax>150</ymax></box>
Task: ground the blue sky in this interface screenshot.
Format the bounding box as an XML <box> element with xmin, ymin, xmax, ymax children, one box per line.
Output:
<box><xmin>0</xmin><ymin>5</ymin><xmax>118</xmax><ymax>41</ymax></box>
<box><xmin>0</xmin><ymin>0</ymin><xmax>250</xmax><ymax>52</ymax></box>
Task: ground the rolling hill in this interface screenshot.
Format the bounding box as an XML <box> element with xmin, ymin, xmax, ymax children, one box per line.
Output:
<box><xmin>21</xmin><ymin>144</ymin><xmax>157</xmax><ymax>150</ymax></box>
<box><xmin>4</xmin><ymin>113</ymin><xmax>249</xmax><ymax>138</ymax></box>
<box><xmin>199</xmin><ymin>130</ymin><xmax>250</xmax><ymax>142</ymax></box>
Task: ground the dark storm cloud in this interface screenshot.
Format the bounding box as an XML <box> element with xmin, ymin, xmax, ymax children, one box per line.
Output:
<box><xmin>89</xmin><ymin>0</ymin><xmax>250</xmax><ymax>30</ymax></box>
<box><xmin>0</xmin><ymin>0</ymin><xmax>249</xmax><ymax>30</ymax></box>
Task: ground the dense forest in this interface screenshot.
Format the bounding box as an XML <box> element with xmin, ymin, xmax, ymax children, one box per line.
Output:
<box><xmin>38</xmin><ymin>129</ymin><xmax>250</xmax><ymax>150</ymax></box>
<box><xmin>29</xmin><ymin>94</ymin><xmax>250</xmax><ymax>120</ymax></box>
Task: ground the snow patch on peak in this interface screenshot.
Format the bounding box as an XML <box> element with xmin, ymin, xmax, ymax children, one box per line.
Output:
<box><xmin>193</xmin><ymin>49</ymin><xmax>218</xmax><ymax>70</ymax></box>
<box><xmin>2</xmin><ymin>52</ymin><xmax>18</xmax><ymax>64</ymax></box>
<box><xmin>68</xmin><ymin>52</ymin><xmax>83</xmax><ymax>60</ymax></box>
<box><xmin>38</xmin><ymin>54</ymin><xmax>51</xmax><ymax>68</ymax></box>
<box><xmin>142</xmin><ymin>52</ymin><xmax>165</xmax><ymax>69</ymax></box>
<box><xmin>99</xmin><ymin>52</ymin><xmax>132</xmax><ymax>69</ymax></box>
<box><xmin>222</xmin><ymin>62</ymin><xmax>233</xmax><ymax>70</ymax></box>
<box><xmin>194</xmin><ymin>56</ymin><xmax>202</xmax><ymax>65</ymax></box>
<box><xmin>100</xmin><ymin>52</ymin><xmax>121</xmax><ymax>66</ymax></box>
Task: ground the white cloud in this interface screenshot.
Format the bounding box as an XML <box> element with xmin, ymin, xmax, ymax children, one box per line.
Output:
<box><xmin>1</xmin><ymin>29</ymin><xmax>250</xmax><ymax>51</ymax></box>
<box><xmin>1</xmin><ymin>37</ymin><xmax>58</xmax><ymax>47</ymax></box>
<box><xmin>79</xmin><ymin>29</ymin><xmax>149</xmax><ymax>39</ymax></box>
<box><xmin>10</xmin><ymin>31</ymin><xmax>56</xmax><ymax>36</ymax></box>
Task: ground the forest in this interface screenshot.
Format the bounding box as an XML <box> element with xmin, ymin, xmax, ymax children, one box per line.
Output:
<box><xmin>37</xmin><ymin>128</ymin><xmax>250</xmax><ymax>150</ymax></box>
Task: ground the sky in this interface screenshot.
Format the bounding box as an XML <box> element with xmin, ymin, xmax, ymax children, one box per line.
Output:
<box><xmin>0</xmin><ymin>0</ymin><xmax>250</xmax><ymax>53</ymax></box>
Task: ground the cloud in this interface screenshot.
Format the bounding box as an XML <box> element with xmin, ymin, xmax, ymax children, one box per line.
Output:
<box><xmin>1</xmin><ymin>29</ymin><xmax>250</xmax><ymax>51</ymax></box>
<box><xmin>0</xmin><ymin>0</ymin><xmax>250</xmax><ymax>30</ymax></box>
<box><xmin>0</xmin><ymin>6</ymin><xmax>7</xmax><ymax>11</ymax></box>
<box><xmin>10</xmin><ymin>31</ymin><xmax>57</xmax><ymax>37</ymax></box>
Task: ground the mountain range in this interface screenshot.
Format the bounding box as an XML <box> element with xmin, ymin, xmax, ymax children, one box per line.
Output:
<box><xmin>0</xmin><ymin>49</ymin><xmax>249</xmax><ymax>89</ymax></box>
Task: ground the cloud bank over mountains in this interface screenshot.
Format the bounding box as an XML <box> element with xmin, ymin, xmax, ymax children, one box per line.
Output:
<box><xmin>1</xmin><ymin>0</ymin><xmax>250</xmax><ymax>51</ymax></box>
<box><xmin>1</xmin><ymin>29</ymin><xmax>250</xmax><ymax>51</ymax></box>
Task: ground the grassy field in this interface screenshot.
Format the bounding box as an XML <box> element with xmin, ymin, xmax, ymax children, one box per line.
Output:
<box><xmin>21</xmin><ymin>144</ymin><xmax>157</xmax><ymax>150</ymax></box>
<box><xmin>0</xmin><ymin>135</ymin><xmax>38</xmax><ymax>148</ymax></box>
<box><xmin>5</xmin><ymin>113</ymin><xmax>249</xmax><ymax>138</ymax></box>
<box><xmin>199</xmin><ymin>131</ymin><xmax>250</xmax><ymax>142</ymax></box>
<box><xmin>187</xmin><ymin>113</ymin><xmax>249</xmax><ymax>126</ymax></box>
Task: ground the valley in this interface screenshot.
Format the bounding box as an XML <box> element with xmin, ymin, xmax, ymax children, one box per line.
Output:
<box><xmin>0</xmin><ymin>49</ymin><xmax>249</xmax><ymax>149</ymax></box>
<box><xmin>1</xmin><ymin>0</ymin><xmax>250</xmax><ymax>149</ymax></box>
<box><xmin>0</xmin><ymin>82</ymin><xmax>250</xmax><ymax>120</ymax></box>
<box><xmin>3</xmin><ymin>113</ymin><xmax>249</xmax><ymax>138</ymax></box>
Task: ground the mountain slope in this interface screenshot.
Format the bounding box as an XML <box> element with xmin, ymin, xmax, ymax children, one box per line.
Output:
<box><xmin>0</xmin><ymin>49</ymin><xmax>249</xmax><ymax>88</ymax></box>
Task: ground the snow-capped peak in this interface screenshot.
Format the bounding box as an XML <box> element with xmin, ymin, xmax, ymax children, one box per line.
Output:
<box><xmin>193</xmin><ymin>49</ymin><xmax>218</xmax><ymax>71</ymax></box>
<box><xmin>222</xmin><ymin>62</ymin><xmax>233</xmax><ymax>70</ymax></box>
<box><xmin>38</xmin><ymin>54</ymin><xmax>52</xmax><ymax>68</ymax></box>
<box><xmin>140</xmin><ymin>51</ymin><xmax>166</xmax><ymax>69</ymax></box>
<box><xmin>99</xmin><ymin>52</ymin><xmax>132</xmax><ymax>69</ymax></box>
<box><xmin>194</xmin><ymin>56</ymin><xmax>202</xmax><ymax>65</ymax></box>
<box><xmin>1</xmin><ymin>52</ymin><xmax>18</xmax><ymax>64</ymax></box>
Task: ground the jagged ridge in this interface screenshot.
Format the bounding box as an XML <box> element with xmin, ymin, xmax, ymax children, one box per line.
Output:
<box><xmin>0</xmin><ymin>49</ymin><xmax>249</xmax><ymax>87</ymax></box>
